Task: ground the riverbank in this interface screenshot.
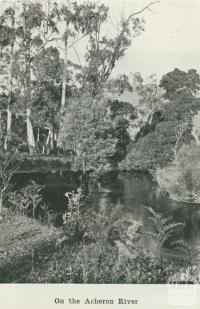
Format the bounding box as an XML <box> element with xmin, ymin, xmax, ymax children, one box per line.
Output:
<box><xmin>0</xmin><ymin>209</ymin><xmax>63</xmax><ymax>283</ymax></box>
<box><xmin>0</xmin><ymin>206</ymin><xmax>167</xmax><ymax>283</ymax></box>
<box><xmin>1</xmin><ymin>204</ymin><xmax>199</xmax><ymax>283</ymax></box>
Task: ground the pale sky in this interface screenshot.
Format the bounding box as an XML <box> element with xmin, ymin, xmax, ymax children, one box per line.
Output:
<box><xmin>105</xmin><ymin>0</ymin><xmax>200</xmax><ymax>79</ymax></box>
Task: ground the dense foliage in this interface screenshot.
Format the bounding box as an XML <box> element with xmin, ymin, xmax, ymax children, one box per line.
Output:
<box><xmin>1</xmin><ymin>203</ymin><xmax>199</xmax><ymax>283</ymax></box>
<box><xmin>121</xmin><ymin>70</ymin><xmax>200</xmax><ymax>170</ymax></box>
<box><xmin>0</xmin><ymin>0</ymin><xmax>152</xmax><ymax>157</ymax></box>
<box><xmin>155</xmin><ymin>143</ymin><xmax>200</xmax><ymax>204</ymax></box>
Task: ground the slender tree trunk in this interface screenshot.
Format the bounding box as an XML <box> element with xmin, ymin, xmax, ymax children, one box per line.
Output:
<box><xmin>46</xmin><ymin>128</ymin><xmax>51</xmax><ymax>147</ymax></box>
<box><xmin>0</xmin><ymin>111</ymin><xmax>2</xmax><ymax>140</ymax></box>
<box><xmin>58</xmin><ymin>23</ymin><xmax>69</xmax><ymax>151</ymax></box>
<box><xmin>4</xmin><ymin>41</ymin><xmax>14</xmax><ymax>151</ymax></box>
<box><xmin>25</xmin><ymin>66</ymin><xmax>36</xmax><ymax>155</ymax></box>
<box><xmin>4</xmin><ymin>108</ymin><xmax>12</xmax><ymax>152</ymax></box>
<box><xmin>60</xmin><ymin>22</ymin><xmax>69</xmax><ymax>115</ymax></box>
<box><xmin>53</xmin><ymin>132</ymin><xmax>57</xmax><ymax>151</ymax></box>
<box><xmin>50</xmin><ymin>131</ymin><xmax>54</xmax><ymax>150</ymax></box>
<box><xmin>0</xmin><ymin>191</ymin><xmax>3</xmax><ymax>221</ymax></box>
<box><xmin>0</xmin><ymin>111</ymin><xmax>6</xmax><ymax>151</ymax></box>
<box><xmin>37</xmin><ymin>127</ymin><xmax>40</xmax><ymax>143</ymax></box>
<box><xmin>46</xmin><ymin>126</ymin><xmax>54</xmax><ymax>154</ymax></box>
<box><xmin>6</xmin><ymin>108</ymin><xmax>12</xmax><ymax>139</ymax></box>
<box><xmin>23</xmin><ymin>4</ymin><xmax>36</xmax><ymax>155</ymax></box>
<box><xmin>26</xmin><ymin>107</ymin><xmax>36</xmax><ymax>155</ymax></box>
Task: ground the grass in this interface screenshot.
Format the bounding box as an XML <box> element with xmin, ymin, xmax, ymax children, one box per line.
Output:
<box><xmin>0</xmin><ymin>206</ymin><xmax>167</xmax><ymax>283</ymax></box>
<box><xmin>0</xmin><ymin>208</ymin><xmax>62</xmax><ymax>282</ymax></box>
<box><xmin>0</xmin><ymin>206</ymin><xmax>199</xmax><ymax>283</ymax></box>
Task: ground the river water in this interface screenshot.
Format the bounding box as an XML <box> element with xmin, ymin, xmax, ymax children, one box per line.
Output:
<box><xmin>15</xmin><ymin>171</ymin><xmax>200</xmax><ymax>251</ymax></box>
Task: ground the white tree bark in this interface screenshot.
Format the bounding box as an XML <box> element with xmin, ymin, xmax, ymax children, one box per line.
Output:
<box><xmin>60</xmin><ymin>22</ymin><xmax>69</xmax><ymax>114</ymax></box>
<box><xmin>6</xmin><ymin>108</ymin><xmax>12</xmax><ymax>137</ymax></box>
<box><xmin>0</xmin><ymin>191</ymin><xmax>3</xmax><ymax>221</ymax></box>
<box><xmin>23</xmin><ymin>3</ymin><xmax>36</xmax><ymax>155</ymax></box>
<box><xmin>4</xmin><ymin>108</ymin><xmax>12</xmax><ymax>151</ymax></box>
<box><xmin>26</xmin><ymin>107</ymin><xmax>36</xmax><ymax>155</ymax></box>
<box><xmin>4</xmin><ymin>36</ymin><xmax>14</xmax><ymax>151</ymax></box>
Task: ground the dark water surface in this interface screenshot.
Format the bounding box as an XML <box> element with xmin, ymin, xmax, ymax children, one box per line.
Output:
<box><xmin>15</xmin><ymin>171</ymin><xmax>200</xmax><ymax>250</ymax></box>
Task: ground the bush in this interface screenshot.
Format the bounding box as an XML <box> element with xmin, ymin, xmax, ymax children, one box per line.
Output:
<box><xmin>9</xmin><ymin>181</ymin><xmax>48</xmax><ymax>219</ymax></box>
<box><xmin>155</xmin><ymin>143</ymin><xmax>200</xmax><ymax>203</ymax></box>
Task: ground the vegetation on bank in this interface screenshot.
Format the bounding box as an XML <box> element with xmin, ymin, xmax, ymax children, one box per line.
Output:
<box><xmin>155</xmin><ymin>143</ymin><xmax>200</xmax><ymax>204</ymax></box>
<box><xmin>1</xmin><ymin>201</ymin><xmax>199</xmax><ymax>283</ymax></box>
<box><xmin>1</xmin><ymin>176</ymin><xmax>200</xmax><ymax>283</ymax></box>
<box><xmin>0</xmin><ymin>208</ymin><xmax>62</xmax><ymax>283</ymax></box>
<box><xmin>121</xmin><ymin>69</ymin><xmax>200</xmax><ymax>170</ymax></box>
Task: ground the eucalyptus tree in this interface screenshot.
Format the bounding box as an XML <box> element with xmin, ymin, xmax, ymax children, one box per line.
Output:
<box><xmin>81</xmin><ymin>1</ymin><xmax>160</xmax><ymax>97</ymax></box>
<box><xmin>17</xmin><ymin>1</ymin><xmax>61</xmax><ymax>154</ymax></box>
<box><xmin>0</xmin><ymin>1</ymin><xmax>61</xmax><ymax>154</ymax></box>
<box><xmin>133</xmin><ymin>73</ymin><xmax>165</xmax><ymax>127</ymax></box>
<box><xmin>31</xmin><ymin>46</ymin><xmax>63</xmax><ymax>153</ymax></box>
<box><xmin>0</xmin><ymin>0</ymin><xmax>161</xmax><ymax>155</ymax></box>
<box><xmin>0</xmin><ymin>6</ymin><xmax>16</xmax><ymax>151</ymax></box>
<box><xmin>58</xmin><ymin>0</ymin><xmax>161</xmax><ymax>168</ymax></box>
<box><xmin>56</xmin><ymin>1</ymin><xmax>110</xmax><ymax>114</ymax></box>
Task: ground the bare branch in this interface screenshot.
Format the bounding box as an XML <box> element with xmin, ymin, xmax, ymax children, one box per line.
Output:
<box><xmin>73</xmin><ymin>47</ymin><xmax>82</xmax><ymax>67</ymax></box>
<box><xmin>127</xmin><ymin>1</ymin><xmax>160</xmax><ymax>22</ymax></box>
<box><xmin>68</xmin><ymin>32</ymin><xmax>90</xmax><ymax>50</ymax></box>
<box><xmin>102</xmin><ymin>1</ymin><xmax>160</xmax><ymax>83</ymax></box>
<box><xmin>31</xmin><ymin>30</ymin><xmax>90</xmax><ymax>61</ymax></box>
<box><xmin>30</xmin><ymin>36</ymin><xmax>63</xmax><ymax>61</ymax></box>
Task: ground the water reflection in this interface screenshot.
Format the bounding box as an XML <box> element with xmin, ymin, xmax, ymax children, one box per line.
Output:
<box><xmin>86</xmin><ymin>171</ymin><xmax>200</xmax><ymax>249</ymax></box>
<box><xmin>15</xmin><ymin>171</ymin><xmax>200</xmax><ymax>249</ymax></box>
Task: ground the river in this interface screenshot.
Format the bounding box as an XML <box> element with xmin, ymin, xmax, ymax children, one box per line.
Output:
<box><xmin>14</xmin><ymin>170</ymin><xmax>200</xmax><ymax>251</ymax></box>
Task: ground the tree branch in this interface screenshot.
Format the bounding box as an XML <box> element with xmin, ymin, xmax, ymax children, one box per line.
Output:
<box><xmin>127</xmin><ymin>1</ymin><xmax>160</xmax><ymax>22</ymax></box>
<box><xmin>30</xmin><ymin>36</ymin><xmax>63</xmax><ymax>61</ymax></box>
<box><xmin>73</xmin><ymin>47</ymin><xmax>82</xmax><ymax>67</ymax></box>
<box><xmin>102</xmin><ymin>0</ymin><xmax>160</xmax><ymax>84</ymax></box>
<box><xmin>68</xmin><ymin>32</ymin><xmax>90</xmax><ymax>50</ymax></box>
<box><xmin>31</xmin><ymin>31</ymin><xmax>90</xmax><ymax>62</ymax></box>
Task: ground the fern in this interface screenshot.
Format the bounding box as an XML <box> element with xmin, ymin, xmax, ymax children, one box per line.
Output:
<box><xmin>145</xmin><ymin>206</ymin><xmax>185</xmax><ymax>265</ymax></box>
<box><xmin>171</xmin><ymin>240</ymin><xmax>200</xmax><ymax>271</ymax></box>
<box><xmin>9</xmin><ymin>181</ymin><xmax>45</xmax><ymax>218</ymax></box>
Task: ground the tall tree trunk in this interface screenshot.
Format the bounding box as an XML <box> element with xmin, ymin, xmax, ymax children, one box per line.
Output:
<box><xmin>0</xmin><ymin>111</ymin><xmax>2</xmax><ymax>140</ymax></box>
<box><xmin>0</xmin><ymin>191</ymin><xmax>3</xmax><ymax>221</ymax></box>
<box><xmin>23</xmin><ymin>3</ymin><xmax>36</xmax><ymax>155</ymax></box>
<box><xmin>46</xmin><ymin>126</ymin><xmax>53</xmax><ymax>154</ymax></box>
<box><xmin>26</xmin><ymin>107</ymin><xmax>36</xmax><ymax>155</ymax></box>
<box><xmin>37</xmin><ymin>127</ymin><xmax>40</xmax><ymax>143</ymax></box>
<box><xmin>60</xmin><ymin>22</ymin><xmax>69</xmax><ymax>115</ymax></box>
<box><xmin>4</xmin><ymin>108</ymin><xmax>12</xmax><ymax>152</ymax></box>
<box><xmin>4</xmin><ymin>40</ymin><xmax>14</xmax><ymax>151</ymax></box>
<box><xmin>0</xmin><ymin>111</ymin><xmax>5</xmax><ymax>149</ymax></box>
<box><xmin>53</xmin><ymin>132</ymin><xmax>57</xmax><ymax>151</ymax></box>
<box><xmin>6</xmin><ymin>107</ymin><xmax>12</xmax><ymax>139</ymax></box>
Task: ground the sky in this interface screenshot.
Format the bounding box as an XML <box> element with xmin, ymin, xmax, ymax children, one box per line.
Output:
<box><xmin>104</xmin><ymin>0</ymin><xmax>200</xmax><ymax>79</ymax></box>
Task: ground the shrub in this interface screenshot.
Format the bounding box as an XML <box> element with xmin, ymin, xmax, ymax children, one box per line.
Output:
<box><xmin>155</xmin><ymin>143</ymin><xmax>200</xmax><ymax>203</ymax></box>
<box><xmin>9</xmin><ymin>181</ymin><xmax>47</xmax><ymax>219</ymax></box>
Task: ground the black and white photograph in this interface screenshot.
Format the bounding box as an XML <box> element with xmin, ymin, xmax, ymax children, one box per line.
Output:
<box><xmin>0</xmin><ymin>0</ymin><xmax>200</xmax><ymax>287</ymax></box>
